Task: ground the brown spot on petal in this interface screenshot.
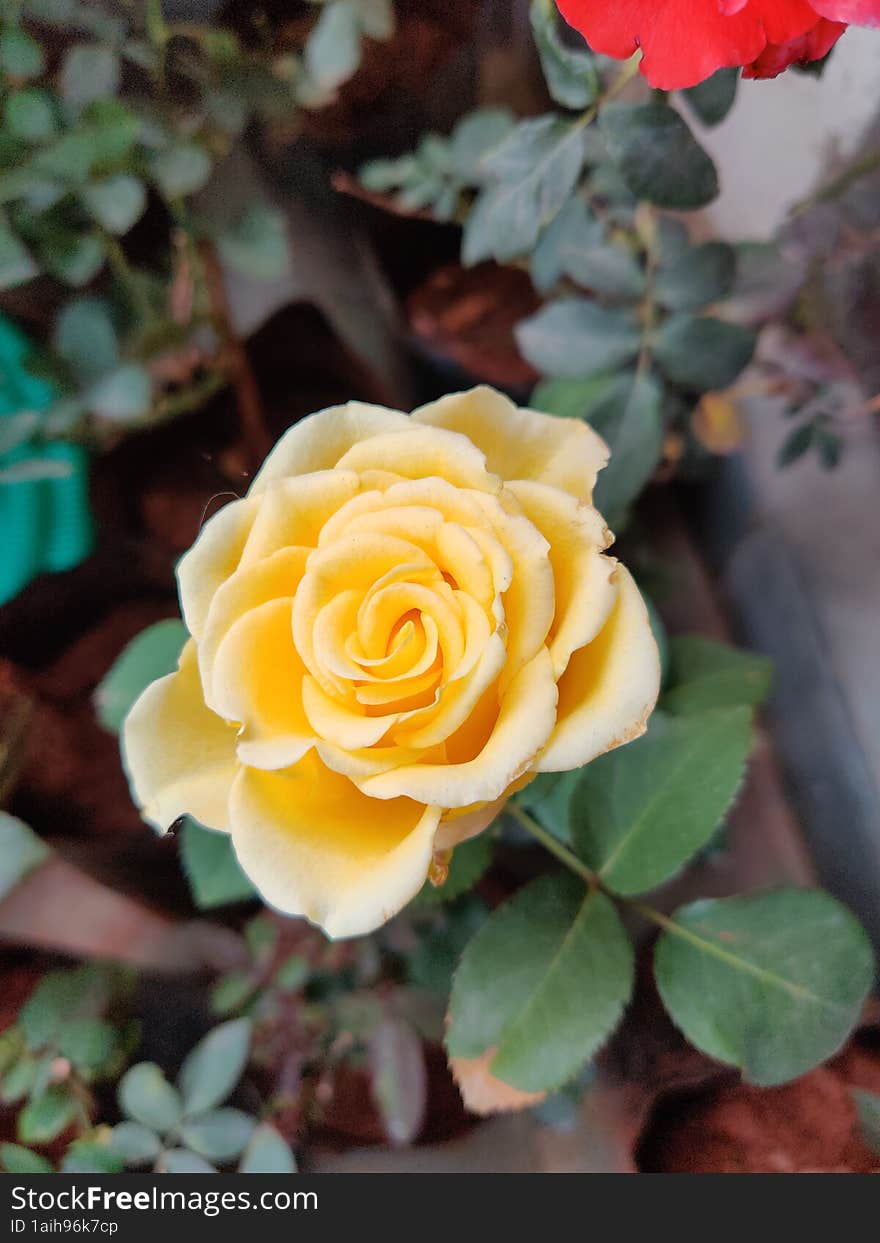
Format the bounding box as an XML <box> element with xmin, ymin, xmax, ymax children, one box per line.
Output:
<box><xmin>450</xmin><ymin>1048</ymin><xmax>546</xmax><ymax>1116</ymax></box>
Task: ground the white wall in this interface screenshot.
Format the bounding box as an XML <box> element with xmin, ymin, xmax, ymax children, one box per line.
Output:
<box><xmin>698</xmin><ymin>29</ymin><xmax>880</xmax><ymax>238</ymax></box>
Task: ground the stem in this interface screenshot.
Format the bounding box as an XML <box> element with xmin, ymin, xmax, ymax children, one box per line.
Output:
<box><xmin>790</xmin><ymin>147</ymin><xmax>880</xmax><ymax>216</ymax></box>
<box><xmin>103</xmin><ymin>233</ymin><xmax>154</xmax><ymax>325</ymax></box>
<box><xmin>151</xmin><ymin>369</ymin><xmax>227</xmax><ymax>423</ymax></box>
<box><xmin>199</xmin><ymin>241</ymin><xmax>271</xmax><ymax>470</ymax></box>
<box><xmin>507</xmin><ymin>804</ymin><xmax>598</xmax><ymax>886</ymax></box>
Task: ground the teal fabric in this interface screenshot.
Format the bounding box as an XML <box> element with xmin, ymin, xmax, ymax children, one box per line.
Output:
<box><xmin>0</xmin><ymin>314</ymin><xmax>93</xmax><ymax>605</ymax></box>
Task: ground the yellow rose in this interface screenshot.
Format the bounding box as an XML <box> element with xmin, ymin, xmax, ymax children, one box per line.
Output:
<box><xmin>123</xmin><ymin>387</ymin><xmax>660</xmax><ymax>938</ymax></box>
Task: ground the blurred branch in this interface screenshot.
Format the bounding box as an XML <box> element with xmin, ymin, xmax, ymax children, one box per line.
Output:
<box><xmin>200</xmin><ymin>242</ymin><xmax>271</xmax><ymax>470</ymax></box>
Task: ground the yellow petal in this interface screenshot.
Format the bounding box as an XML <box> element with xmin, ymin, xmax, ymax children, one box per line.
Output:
<box><xmin>211</xmin><ymin>598</ymin><xmax>314</xmax><ymax>770</ymax></box>
<box><xmin>122</xmin><ymin>640</ymin><xmax>238</xmax><ymax>832</ymax></box>
<box><xmin>361</xmin><ymin>647</ymin><xmax>557</xmax><ymax>807</ymax></box>
<box><xmin>292</xmin><ymin>533</ymin><xmax>436</xmax><ymax>693</ymax></box>
<box><xmin>249</xmin><ymin>402</ymin><xmax>410</xmax><ymax>494</ymax></box>
<box><xmin>472</xmin><ymin>490</ymin><xmax>555</xmax><ymax>690</ymax></box>
<box><xmin>392</xmin><ymin>631</ymin><xmax>506</xmax><ymax>749</ymax></box>
<box><xmin>239</xmin><ymin>470</ymin><xmax>360</xmax><ymax>566</ymax></box>
<box><xmin>176</xmin><ymin>498</ymin><xmax>257</xmax><ymax>639</ymax></box>
<box><xmin>229</xmin><ymin>756</ymin><xmax>442</xmax><ymax>938</ymax></box>
<box><xmin>507</xmin><ymin>480</ymin><xmax>617</xmax><ymax>679</ymax></box>
<box><xmin>301</xmin><ymin>675</ymin><xmax>398</xmax><ymax>750</ymax></box>
<box><xmin>336</xmin><ymin>425</ymin><xmax>500</xmax><ymax>493</ymax></box>
<box><xmin>199</xmin><ymin>546</ymin><xmax>310</xmax><ymax>699</ymax></box>
<box><xmin>434</xmin><ymin>797</ymin><xmax>505</xmax><ymax>851</ymax></box>
<box><xmin>413</xmin><ymin>386</ymin><xmax>609</xmax><ymax>501</ymax></box>
<box><xmin>536</xmin><ymin>566</ymin><xmax>660</xmax><ymax>772</ymax></box>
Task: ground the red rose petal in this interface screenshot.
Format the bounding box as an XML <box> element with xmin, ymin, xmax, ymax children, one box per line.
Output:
<box><xmin>557</xmin><ymin>0</ymin><xmax>767</xmax><ymax>89</ymax></box>
<box><xmin>810</xmin><ymin>0</ymin><xmax>880</xmax><ymax>23</ymax></box>
<box><xmin>743</xmin><ymin>16</ymin><xmax>847</xmax><ymax>76</ymax></box>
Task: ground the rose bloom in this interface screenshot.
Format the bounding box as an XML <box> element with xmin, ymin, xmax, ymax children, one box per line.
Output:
<box><xmin>556</xmin><ymin>0</ymin><xmax>880</xmax><ymax>89</ymax></box>
<box><xmin>124</xmin><ymin>388</ymin><xmax>659</xmax><ymax>938</ymax></box>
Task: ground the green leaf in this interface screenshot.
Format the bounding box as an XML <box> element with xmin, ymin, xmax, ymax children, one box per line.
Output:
<box><xmin>530</xmin><ymin>372</ymin><xmax>616</xmax><ymax>421</ymax></box>
<box><xmin>684</xmin><ymin>68</ymin><xmax>739</xmax><ymax>127</ymax></box>
<box><xmin>655</xmin><ymin>242</ymin><xmax>736</xmax><ymax>312</ymax></box>
<box><xmin>462</xmin><ymin>115</ymin><xmax>586</xmax><ymax>264</ymax></box>
<box><xmin>777</xmin><ymin>422</ymin><xmax>815</xmax><ymax>468</ymax></box>
<box><xmin>653</xmin><ymin>315</ymin><xmax>756</xmax><ymax>391</ymax></box>
<box><xmin>655</xmin><ymin>889</ymin><xmax>875</xmax><ymax>1086</ymax></box>
<box><xmin>531</xmin><ymin>196</ymin><xmax>645</xmax><ymax>299</ymax></box>
<box><xmin>447</xmin><ymin>874</ymin><xmax>634</xmax><ymax>1092</ymax></box>
<box><xmin>160</xmin><ymin>1149</ymin><xmax>217</xmax><ymax>1174</ymax></box>
<box><xmin>368</xmin><ymin>1017</ymin><xmax>427</xmax><ymax>1145</ymax></box>
<box><xmin>58</xmin><ymin>1019</ymin><xmax>118</xmax><ymax>1071</ymax></box>
<box><xmin>79</xmin><ymin>99</ymin><xmax>140</xmax><ymax>166</ymax></box>
<box><xmin>590</xmin><ymin>370</ymin><xmax>664</xmax><ymax>527</ymax></box>
<box><xmin>60</xmin><ymin>46</ymin><xmax>120</xmax><ymax>114</ymax></box>
<box><xmin>118</xmin><ymin>1063</ymin><xmax>183</xmax><ymax>1133</ymax></box>
<box><xmin>178</xmin><ymin>1019</ymin><xmax>252</xmax><ymax>1116</ymax></box>
<box><xmin>530</xmin><ymin>0</ymin><xmax>598</xmax><ymax>110</ymax></box>
<box><xmin>5</xmin><ymin>89</ymin><xmax>57</xmax><ymax>142</ymax></box>
<box><xmin>600</xmin><ymin>102</ymin><xmax>718</xmax><ymax>210</ymax></box>
<box><xmin>0</xmin><ymin>228</ymin><xmax>39</xmax><ymax>289</ymax></box>
<box><xmin>0</xmin><ymin>811</ymin><xmax>49</xmax><ymax>900</ymax></box>
<box><xmin>94</xmin><ymin>618</ymin><xmax>187</xmax><ymax>735</ymax></box>
<box><xmin>515</xmin><ymin>298</ymin><xmax>640</xmax><ymax>378</ymax></box>
<box><xmin>150</xmin><ymin>144</ymin><xmax>212</xmax><ymax>199</ymax></box>
<box><xmin>415</xmin><ymin>835</ymin><xmax>492</xmax><ymax>906</ymax></box>
<box><xmin>39</xmin><ymin>230</ymin><xmax>105</xmax><ymax>286</ymax></box>
<box><xmin>1</xmin><ymin>1143</ymin><xmax>54</xmax><ymax>1174</ymax></box>
<box><xmin>60</xmin><ymin>1139</ymin><xmax>124</xmax><ymax>1174</ymax></box>
<box><xmin>0</xmin><ymin>1029</ymin><xmax>23</xmax><ymax>1077</ymax></box>
<box><xmin>180</xmin><ymin>1108</ymin><xmax>255</xmax><ymax>1162</ymax></box>
<box><xmin>20</xmin><ymin>966</ymin><xmax>114</xmax><ymax>1051</ymax></box>
<box><xmin>54</xmin><ymin>296</ymin><xmax>119</xmax><ymax>385</ymax></box>
<box><xmin>87</xmin><ymin>363</ymin><xmax>152</xmax><ymax>422</ymax></box>
<box><xmin>216</xmin><ymin>204</ymin><xmax>290</xmax><ymax>281</ymax></box>
<box><xmin>0</xmin><ymin>29</ymin><xmax>44</xmax><ymax>78</ymax></box>
<box><xmin>244</xmin><ymin>914</ymin><xmax>278</xmax><ymax>963</ymax></box>
<box><xmin>2</xmin><ymin>1057</ymin><xmax>38</xmax><ymax>1104</ymax></box>
<box><xmin>179</xmin><ymin>820</ymin><xmax>258</xmax><ymax>910</ymax></box>
<box><xmin>238</xmin><ymin>1123</ymin><xmax>297</xmax><ymax>1174</ymax></box>
<box><xmin>572</xmin><ymin>707</ymin><xmax>752</xmax><ymax>896</ymax></box>
<box><xmin>275</xmin><ymin>954</ymin><xmax>310</xmax><ymax>992</ymax></box>
<box><xmin>513</xmin><ymin>771</ymin><xmax>579</xmax><ymax>844</ymax></box>
<box><xmin>352</xmin><ymin>0</ymin><xmax>395</xmax><ymax>41</ymax></box>
<box><xmin>852</xmin><ymin>1089</ymin><xmax>880</xmax><ymax>1157</ymax></box>
<box><xmin>448</xmin><ymin>108</ymin><xmax>515</xmax><ymax>183</ymax></box>
<box><xmin>82</xmin><ymin>174</ymin><xmax>147</xmax><ymax>235</ymax></box>
<box><xmin>304</xmin><ymin>0</ymin><xmax>362</xmax><ymax>94</ymax></box>
<box><xmin>109</xmin><ymin>1121</ymin><xmax>162</xmax><ymax>1166</ymax></box>
<box><xmin>662</xmin><ymin>636</ymin><xmax>772</xmax><ymax>716</ymax></box>
<box><xmin>210</xmin><ymin>972</ymin><xmax>257</xmax><ymax>1018</ymax></box>
<box><xmin>18</xmin><ymin>1086</ymin><xmax>77</xmax><ymax>1144</ymax></box>
<box><xmin>406</xmin><ymin>895</ymin><xmax>487</xmax><ymax>994</ymax></box>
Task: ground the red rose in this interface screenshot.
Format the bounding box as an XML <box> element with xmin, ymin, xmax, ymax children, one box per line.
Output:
<box><xmin>556</xmin><ymin>0</ymin><xmax>880</xmax><ymax>89</ymax></box>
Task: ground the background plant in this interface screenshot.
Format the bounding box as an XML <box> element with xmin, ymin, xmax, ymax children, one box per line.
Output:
<box><xmin>0</xmin><ymin>0</ymin><xmax>397</xmax><ymax>448</ymax></box>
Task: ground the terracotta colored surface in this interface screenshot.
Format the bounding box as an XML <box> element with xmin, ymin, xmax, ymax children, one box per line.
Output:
<box><xmin>642</xmin><ymin>1039</ymin><xmax>880</xmax><ymax>1173</ymax></box>
<box><xmin>406</xmin><ymin>262</ymin><xmax>542</xmax><ymax>392</ymax></box>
